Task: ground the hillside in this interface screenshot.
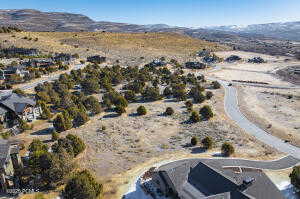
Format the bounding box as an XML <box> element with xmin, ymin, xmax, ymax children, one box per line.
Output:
<box><xmin>0</xmin><ymin>31</ymin><xmax>228</xmax><ymax>64</ymax></box>
<box><xmin>0</xmin><ymin>9</ymin><xmax>299</xmax><ymax>56</ymax></box>
<box><xmin>207</xmin><ymin>21</ymin><xmax>300</xmax><ymax>41</ymax></box>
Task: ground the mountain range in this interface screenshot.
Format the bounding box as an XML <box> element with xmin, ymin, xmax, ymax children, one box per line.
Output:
<box><xmin>0</xmin><ymin>9</ymin><xmax>299</xmax><ymax>41</ymax></box>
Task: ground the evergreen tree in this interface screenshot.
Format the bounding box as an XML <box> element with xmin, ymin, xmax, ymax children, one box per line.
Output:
<box><xmin>53</xmin><ymin>114</ymin><xmax>67</xmax><ymax>133</ymax></box>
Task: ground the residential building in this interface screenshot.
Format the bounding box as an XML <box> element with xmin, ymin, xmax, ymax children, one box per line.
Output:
<box><xmin>0</xmin><ymin>47</ymin><xmax>39</xmax><ymax>57</ymax></box>
<box><xmin>0</xmin><ymin>93</ymin><xmax>42</xmax><ymax>128</ymax></box>
<box><xmin>185</xmin><ymin>62</ymin><xmax>207</xmax><ymax>69</ymax></box>
<box><xmin>53</xmin><ymin>53</ymin><xmax>76</xmax><ymax>65</ymax></box>
<box><xmin>87</xmin><ymin>55</ymin><xmax>106</xmax><ymax>64</ymax></box>
<box><xmin>152</xmin><ymin>159</ymin><xmax>284</xmax><ymax>199</ymax></box>
<box><xmin>0</xmin><ymin>139</ymin><xmax>22</xmax><ymax>192</ymax></box>
<box><xmin>0</xmin><ymin>66</ymin><xmax>29</xmax><ymax>80</ymax></box>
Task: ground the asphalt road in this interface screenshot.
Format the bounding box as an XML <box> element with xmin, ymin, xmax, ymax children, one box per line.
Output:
<box><xmin>2</xmin><ymin>63</ymin><xmax>300</xmax><ymax>160</ymax></box>
<box><xmin>220</xmin><ymin>80</ymin><xmax>300</xmax><ymax>159</ymax></box>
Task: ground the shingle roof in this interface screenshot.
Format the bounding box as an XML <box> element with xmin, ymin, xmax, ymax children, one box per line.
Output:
<box><xmin>0</xmin><ymin>93</ymin><xmax>36</xmax><ymax>114</ymax></box>
<box><xmin>0</xmin><ymin>139</ymin><xmax>10</xmax><ymax>167</ymax></box>
<box><xmin>156</xmin><ymin>159</ymin><xmax>284</xmax><ymax>199</ymax></box>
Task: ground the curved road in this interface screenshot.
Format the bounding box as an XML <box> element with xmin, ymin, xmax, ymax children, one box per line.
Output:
<box><xmin>2</xmin><ymin>62</ymin><xmax>300</xmax><ymax>160</ymax></box>
<box><xmin>220</xmin><ymin>80</ymin><xmax>300</xmax><ymax>159</ymax></box>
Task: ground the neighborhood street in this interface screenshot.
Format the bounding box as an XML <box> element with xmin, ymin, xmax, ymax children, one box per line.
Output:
<box><xmin>220</xmin><ymin>80</ymin><xmax>300</xmax><ymax>159</ymax></box>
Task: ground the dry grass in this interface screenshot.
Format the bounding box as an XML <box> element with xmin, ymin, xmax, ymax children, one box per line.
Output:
<box><xmin>0</xmin><ymin>32</ymin><xmax>228</xmax><ymax>63</ymax></box>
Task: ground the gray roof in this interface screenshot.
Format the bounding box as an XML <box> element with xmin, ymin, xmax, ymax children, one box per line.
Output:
<box><xmin>0</xmin><ymin>106</ymin><xmax>8</xmax><ymax>115</ymax></box>
<box><xmin>0</xmin><ymin>93</ymin><xmax>36</xmax><ymax>114</ymax></box>
<box><xmin>156</xmin><ymin>159</ymin><xmax>284</xmax><ymax>199</ymax></box>
<box><xmin>0</xmin><ymin>139</ymin><xmax>10</xmax><ymax>167</ymax></box>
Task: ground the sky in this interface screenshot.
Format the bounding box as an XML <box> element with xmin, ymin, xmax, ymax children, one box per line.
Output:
<box><xmin>1</xmin><ymin>0</ymin><xmax>300</xmax><ymax>27</ymax></box>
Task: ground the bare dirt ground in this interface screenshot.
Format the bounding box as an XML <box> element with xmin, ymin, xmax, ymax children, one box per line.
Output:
<box><xmin>238</xmin><ymin>86</ymin><xmax>300</xmax><ymax>146</ymax></box>
<box><xmin>15</xmin><ymin>85</ymin><xmax>278</xmax><ymax>199</ymax></box>
<box><xmin>9</xmin><ymin>48</ymin><xmax>289</xmax><ymax>199</ymax></box>
<box><xmin>209</xmin><ymin>51</ymin><xmax>300</xmax><ymax>147</ymax></box>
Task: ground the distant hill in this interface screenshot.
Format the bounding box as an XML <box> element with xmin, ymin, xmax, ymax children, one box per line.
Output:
<box><xmin>0</xmin><ymin>9</ymin><xmax>299</xmax><ymax>56</ymax></box>
<box><xmin>206</xmin><ymin>21</ymin><xmax>300</xmax><ymax>41</ymax></box>
<box><xmin>0</xmin><ymin>9</ymin><xmax>299</xmax><ymax>41</ymax></box>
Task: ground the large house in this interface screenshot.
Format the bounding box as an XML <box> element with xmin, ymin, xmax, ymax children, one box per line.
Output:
<box><xmin>53</xmin><ymin>53</ymin><xmax>76</xmax><ymax>65</ymax></box>
<box><xmin>0</xmin><ymin>93</ymin><xmax>42</xmax><ymax>129</ymax></box>
<box><xmin>22</xmin><ymin>58</ymin><xmax>56</xmax><ymax>68</ymax></box>
<box><xmin>0</xmin><ymin>139</ymin><xmax>23</xmax><ymax>192</ymax></box>
<box><xmin>0</xmin><ymin>47</ymin><xmax>39</xmax><ymax>57</ymax></box>
<box><xmin>87</xmin><ymin>55</ymin><xmax>106</xmax><ymax>64</ymax></box>
<box><xmin>185</xmin><ymin>62</ymin><xmax>207</xmax><ymax>69</ymax></box>
<box><xmin>0</xmin><ymin>66</ymin><xmax>29</xmax><ymax>80</ymax></box>
<box><xmin>152</xmin><ymin>159</ymin><xmax>284</xmax><ymax>199</ymax></box>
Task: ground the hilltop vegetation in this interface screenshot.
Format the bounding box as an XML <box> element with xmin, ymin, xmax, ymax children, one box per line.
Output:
<box><xmin>0</xmin><ymin>32</ymin><xmax>229</xmax><ymax>63</ymax></box>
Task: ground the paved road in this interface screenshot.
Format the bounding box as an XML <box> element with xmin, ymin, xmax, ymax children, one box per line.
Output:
<box><xmin>0</xmin><ymin>64</ymin><xmax>85</xmax><ymax>97</ymax></box>
<box><xmin>160</xmin><ymin>156</ymin><xmax>300</xmax><ymax>171</ymax></box>
<box><xmin>220</xmin><ymin>80</ymin><xmax>300</xmax><ymax>159</ymax></box>
<box><xmin>19</xmin><ymin>64</ymin><xmax>85</xmax><ymax>91</ymax></box>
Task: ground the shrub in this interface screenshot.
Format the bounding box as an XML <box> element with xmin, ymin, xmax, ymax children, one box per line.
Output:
<box><xmin>73</xmin><ymin>111</ymin><xmax>89</xmax><ymax>127</ymax></box>
<box><xmin>13</xmin><ymin>88</ymin><xmax>27</xmax><ymax>96</ymax></box>
<box><xmin>19</xmin><ymin>120</ymin><xmax>32</xmax><ymax>131</ymax></box>
<box><xmin>137</xmin><ymin>106</ymin><xmax>147</xmax><ymax>115</ymax></box>
<box><xmin>172</xmin><ymin>83</ymin><xmax>187</xmax><ymax>101</ymax></box>
<box><xmin>40</xmin><ymin>101</ymin><xmax>51</xmax><ymax>120</ymax></box>
<box><xmin>115</xmin><ymin>96</ymin><xmax>128</xmax><ymax>108</ymax></box>
<box><xmin>290</xmin><ymin>166</ymin><xmax>300</xmax><ymax>189</ymax></box>
<box><xmin>124</xmin><ymin>90</ymin><xmax>136</xmax><ymax>102</ymax></box>
<box><xmin>185</xmin><ymin>100</ymin><xmax>193</xmax><ymax>108</ymax></box>
<box><xmin>221</xmin><ymin>142</ymin><xmax>235</xmax><ymax>157</ymax></box>
<box><xmin>66</xmin><ymin>134</ymin><xmax>86</xmax><ymax>157</ymax></box>
<box><xmin>191</xmin><ymin>136</ymin><xmax>198</xmax><ymax>146</ymax></box>
<box><xmin>84</xmin><ymin>96</ymin><xmax>102</xmax><ymax>115</ymax></box>
<box><xmin>163</xmin><ymin>87</ymin><xmax>172</xmax><ymax>97</ymax></box>
<box><xmin>64</xmin><ymin>170</ymin><xmax>102</xmax><ymax>199</ymax></box>
<box><xmin>193</xmin><ymin>91</ymin><xmax>206</xmax><ymax>103</ymax></box>
<box><xmin>165</xmin><ymin>107</ymin><xmax>174</xmax><ymax>115</ymax></box>
<box><xmin>142</xmin><ymin>86</ymin><xmax>162</xmax><ymax>101</ymax></box>
<box><xmin>212</xmin><ymin>81</ymin><xmax>221</xmax><ymax>89</ymax></box>
<box><xmin>53</xmin><ymin>114</ymin><xmax>67</xmax><ymax>133</ymax></box>
<box><xmin>51</xmin><ymin>131</ymin><xmax>59</xmax><ymax>141</ymax></box>
<box><xmin>81</xmin><ymin>79</ymin><xmax>100</xmax><ymax>94</ymax></box>
<box><xmin>199</xmin><ymin>105</ymin><xmax>214</xmax><ymax>120</ymax></box>
<box><xmin>201</xmin><ymin>136</ymin><xmax>213</xmax><ymax>150</ymax></box>
<box><xmin>115</xmin><ymin>105</ymin><xmax>126</xmax><ymax>115</ymax></box>
<box><xmin>206</xmin><ymin>91</ymin><xmax>213</xmax><ymax>99</ymax></box>
<box><xmin>190</xmin><ymin>111</ymin><xmax>200</xmax><ymax>123</ymax></box>
<box><xmin>29</xmin><ymin>139</ymin><xmax>48</xmax><ymax>153</ymax></box>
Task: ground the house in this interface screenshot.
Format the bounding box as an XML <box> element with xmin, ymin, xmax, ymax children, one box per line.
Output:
<box><xmin>24</xmin><ymin>58</ymin><xmax>55</xmax><ymax>68</ymax></box>
<box><xmin>53</xmin><ymin>53</ymin><xmax>76</xmax><ymax>65</ymax></box>
<box><xmin>148</xmin><ymin>59</ymin><xmax>167</xmax><ymax>67</ymax></box>
<box><xmin>248</xmin><ymin>57</ymin><xmax>266</xmax><ymax>63</ymax></box>
<box><xmin>225</xmin><ymin>55</ymin><xmax>242</xmax><ymax>63</ymax></box>
<box><xmin>202</xmin><ymin>54</ymin><xmax>221</xmax><ymax>63</ymax></box>
<box><xmin>197</xmin><ymin>49</ymin><xmax>211</xmax><ymax>57</ymax></box>
<box><xmin>0</xmin><ymin>139</ymin><xmax>23</xmax><ymax>192</ymax></box>
<box><xmin>185</xmin><ymin>62</ymin><xmax>207</xmax><ymax>69</ymax></box>
<box><xmin>0</xmin><ymin>47</ymin><xmax>39</xmax><ymax>57</ymax></box>
<box><xmin>0</xmin><ymin>66</ymin><xmax>29</xmax><ymax>80</ymax></box>
<box><xmin>152</xmin><ymin>159</ymin><xmax>284</xmax><ymax>199</ymax></box>
<box><xmin>0</xmin><ymin>93</ymin><xmax>42</xmax><ymax>128</ymax></box>
<box><xmin>87</xmin><ymin>55</ymin><xmax>106</xmax><ymax>64</ymax></box>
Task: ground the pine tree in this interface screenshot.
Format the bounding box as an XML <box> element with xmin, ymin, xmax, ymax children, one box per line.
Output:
<box><xmin>53</xmin><ymin>114</ymin><xmax>67</xmax><ymax>133</ymax></box>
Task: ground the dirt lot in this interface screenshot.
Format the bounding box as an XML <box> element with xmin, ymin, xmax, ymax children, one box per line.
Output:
<box><xmin>15</xmin><ymin>83</ymin><xmax>277</xmax><ymax>199</ymax></box>
<box><xmin>212</xmin><ymin>51</ymin><xmax>300</xmax><ymax>86</ymax></box>
<box><xmin>209</xmin><ymin>51</ymin><xmax>300</xmax><ymax>147</ymax></box>
<box><xmin>238</xmin><ymin>86</ymin><xmax>300</xmax><ymax>146</ymax></box>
